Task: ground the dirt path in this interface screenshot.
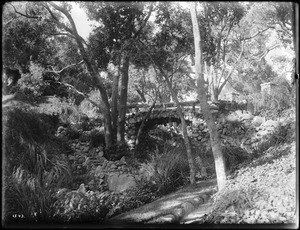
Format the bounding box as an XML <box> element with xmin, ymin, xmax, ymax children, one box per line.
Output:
<box><xmin>105</xmin><ymin>178</ymin><xmax>217</xmax><ymax>225</ymax></box>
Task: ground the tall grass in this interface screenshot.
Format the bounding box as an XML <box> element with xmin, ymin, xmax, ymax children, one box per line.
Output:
<box><xmin>4</xmin><ymin>167</ymin><xmax>57</xmax><ymax>223</ymax></box>
<box><xmin>3</xmin><ymin>107</ymin><xmax>73</xmax><ymax>223</ymax></box>
<box><xmin>139</xmin><ymin>143</ymin><xmax>190</xmax><ymax>195</ymax></box>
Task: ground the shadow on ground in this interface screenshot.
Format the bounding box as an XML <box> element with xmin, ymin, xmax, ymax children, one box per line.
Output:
<box><xmin>106</xmin><ymin>178</ymin><xmax>217</xmax><ymax>224</ymax></box>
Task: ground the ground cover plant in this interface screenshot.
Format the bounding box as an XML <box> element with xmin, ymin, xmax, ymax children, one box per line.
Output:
<box><xmin>201</xmin><ymin>141</ymin><xmax>296</xmax><ymax>224</ymax></box>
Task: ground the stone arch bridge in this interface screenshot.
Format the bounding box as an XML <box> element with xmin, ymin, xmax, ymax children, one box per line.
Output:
<box><xmin>125</xmin><ymin>100</ymin><xmax>247</xmax><ymax>148</ymax></box>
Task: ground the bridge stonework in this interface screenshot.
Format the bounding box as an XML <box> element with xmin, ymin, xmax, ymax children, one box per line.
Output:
<box><xmin>125</xmin><ymin>100</ymin><xmax>248</xmax><ymax>148</ymax></box>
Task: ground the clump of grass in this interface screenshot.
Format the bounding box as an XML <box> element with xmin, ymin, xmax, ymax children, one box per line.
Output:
<box><xmin>3</xmin><ymin>107</ymin><xmax>73</xmax><ymax>223</ymax></box>
<box><xmin>139</xmin><ymin>143</ymin><xmax>190</xmax><ymax>195</ymax></box>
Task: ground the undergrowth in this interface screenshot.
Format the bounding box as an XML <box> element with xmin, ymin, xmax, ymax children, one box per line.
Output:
<box><xmin>202</xmin><ymin>141</ymin><xmax>296</xmax><ymax>224</ymax></box>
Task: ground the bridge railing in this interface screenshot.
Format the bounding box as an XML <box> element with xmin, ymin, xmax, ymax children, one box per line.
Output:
<box><xmin>127</xmin><ymin>100</ymin><xmax>200</xmax><ymax>113</ymax></box>
<box><xmin>126</xmin><ymin>100</ymin><xmax>246</xmax><ymax>114</ymax></box>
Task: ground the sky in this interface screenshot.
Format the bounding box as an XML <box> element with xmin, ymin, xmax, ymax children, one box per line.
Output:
<box><xmin>70</xmin><ymin>3</ymin><xmax>92</xmax><ymax>39</ymax></box>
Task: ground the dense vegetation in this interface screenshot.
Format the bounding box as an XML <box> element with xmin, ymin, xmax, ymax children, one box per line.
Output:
<box><xmin>2</xmin><ymin>1</ymin><xmax>296</xmax><ymax>226</ymax></box>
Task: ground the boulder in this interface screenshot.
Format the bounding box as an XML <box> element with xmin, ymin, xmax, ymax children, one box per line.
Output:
<box><xmin>225</xmin><ymin>113</ymin><xmax>239</xmax><ymax>122</ymax></box>
<box><xmin>95</xmin><ymin>166</ymin><xmax>103</xmax><ymax>177</ymax></box>
<box><xmin>107</xmin><ymin>173</ymin><xmax>136</xmax><ymax>193</ymax></box>
<box><xmin>235</xmin><ymin>110</ymin><xmax>243</xmax><ymax>117</ymax></box>
<box><xmin>261</xmin><ymin>120</ymin><xmax>280</xmax><ymax>128</ymax></box>
<box><xmin>252</xmin><ymin>116</ymin><xmax>265</xmax><ymax>127</ymax></box>
<box><xmin>77</xmin><ymin>157</ymin><xmax>85</xmax><ymax>164</ymax></box>
<box><xmin>239</xmin><ymin>112</ymin><xmax>254</xmax><ymax>121</ymax></box>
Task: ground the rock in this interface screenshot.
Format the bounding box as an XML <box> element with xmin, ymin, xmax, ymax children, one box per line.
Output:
<box><xmin>225</xmin><ymin>113</ymin><xmax>239</xmax><ymax>122</ymax></box>
<box><xmin>239</xmin><ymin>113</ymin><xmax>254</xmax><ymax>121</ymax></box>
<box><xmin>89</xmin><ymin>148</ymin><xmax>96</xmax><ymax>155</ymax></box>
<box><xmin>235</xmin><ymin>110</ymin><xmax>243</xmax><ymax>117</ymax></box>
<box><xmin>78</xmin><ymin>157</ymin><xmax>85</xmax><ymax>164</ymax></box>
<box><xmin>261</xmin><ymin>120</ymin><xmax>280</xmax><ymax>128</ymax></box>
<box><xmin>98</xmin><ymin>151</ymin><xmax>104</xmax><ymax>157</ymax></box>
<box><xmin>69</xmin><ymin>155</ymin><xmax>75</xmax><ymax>161</ymax></box>
<box><xmin>120</xmin><ymin>156</ymin><xmax>126</xmax><ymax>163</ymax></box>
<box><xmin>83</xmin><ymin>146</ymin><xmax>89</xmax><ymax>153</ymax></box>
<box><xmin>95</xmin><ymin>166</ymin><xmax>103</xmax><ymax>176</ymax></box>
<box><xmin>77</xmin><ymin>183</ymin><xmax>86</xmax><ymax>194</ymax></box>
<box><xmin>252</xmin><ymin>116</ymin><xmax>265</xmax><ymax>127</ymax></box>
<box><xmin>107</xmin><ymin>173</ymin><xmax>137</xmax><ymax>193</ymax></box>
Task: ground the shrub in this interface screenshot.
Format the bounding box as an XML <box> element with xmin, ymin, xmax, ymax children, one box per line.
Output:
<box><xmin>53</xmin><ymin>190</ymin><xmax>110</xmax><ymax>223</ymax></box>
<box><xmin>223</xmin><ymin>145</ymin><xmax>250</xmax><ymax>172</ymax></box>
<box><xmin>4</xmin><ymin>167</ymin><xmax>57</xmax><ymax>223</ymax></box>
<box><xmin>3</xmin><ymin>107</ymin><xmax>73</xmax><ymax>175</ymax></box>
<box><xmin>139</xmin><ymin>144</ymin><xmax>190</xmax><ymax>195</ymax></box>
<box><xmin>14</xmin><ymin>62</ymin><xmax>49</xmax><ymax>103</ymax></box>
<box><xmin>3</xmin><ymin>108</ymin><xmax>73</xmax><ymax>223</ymax></box>
<box><xmin>246</xmin><ymin>83</ymin><xmax>295</xmax><ymax>119</ymax></box>
<box><xmin>107</xmin><ymin>177</ymin><xmax>158</xmax><ymax>218</ymax></box>
<box><xmin>89</xmin><ymin>130</ymin><xmax>106</xmax><ymax>148</ymax></box>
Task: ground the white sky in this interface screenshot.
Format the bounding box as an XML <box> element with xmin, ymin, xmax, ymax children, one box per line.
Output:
<box><xmin>70</xmin><ymin>2</ymin><xmax>92</xmax><ymax>39</ymax></box>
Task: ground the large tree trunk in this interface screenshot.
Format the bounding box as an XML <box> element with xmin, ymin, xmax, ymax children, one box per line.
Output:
<box><xmin>117</xmin><ymin>54</ymin><xmax>130</xmax><ymax>143</ymax></box>
<box><xmin>190</xmin><ymin>2</ymin><xmax>226</xmax><ymax>191</ymax></box>
<box><xmin>47</xmin><ymin>2</ymin><xmax>114</xmax><ymax>148</ymax></box>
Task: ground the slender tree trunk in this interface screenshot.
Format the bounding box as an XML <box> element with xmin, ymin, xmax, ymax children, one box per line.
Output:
<box><xmin>153</xmin><ymin>63</ymin><xmax>196</xmax><ymax>185</ymax></box>
<box><xmin>111</xmin><ymin>67</ymin><xmax>120</xmax><ymax>145</ymax></box>
<box><xmin>212</xmin><ymin>88</ymin><xmax>219</xmax><ymax>102</ymax></box>
<box><xmin>166</xmin><ymin>80</ymin><xmax>196</xmax><ymax>185</ymax></box>
<box><xmin>190</xmin><ymin>2</ymin><xmax>226</xmax><ymax>191</ymax></box>
<box><xmin>135</xmin><ymin>94</ymin><xmax>157</xmax><ymax>146</ymax></box>
<box><xmin>118</xmin><ymin>54</ymin><xmax>130</xmax><ymax>143</ymax></box>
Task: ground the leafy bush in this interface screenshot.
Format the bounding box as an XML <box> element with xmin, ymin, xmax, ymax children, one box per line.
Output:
<box><xmin>223</xmin><ymin>145</ymin><xmax>250</xmax><ymax>172</ymax></box>
<box><xmin>13</xmin><ymin>62</ymin><xmax>49</xmax><ymax>103</ymax></box>
<box><xmin>53</xmin><ymin>189</ymin><xmax>110</xmax><ymax>223</ymax></box>
<box><xmin>107</xmin><ymin>177</ymin><xmax>159</xmax><ymax>218</ymax></box>
<box><xmin>3</xmin><ymin>107</ymin><xmax>73</xmax><ymax>175</ymax></box>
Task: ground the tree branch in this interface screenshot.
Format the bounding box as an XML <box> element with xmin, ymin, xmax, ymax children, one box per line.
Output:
<box><xmin>46</xmin><ymin>60</ymin><xmax>84</xmax><ymax>74</ymax></box>
<box><xmin>44</xmin><ymin>2</ymin><xmax>88</xmax><ymax>46</ymax></box>
<box><xmin>243</xmin><ymin>27</ymin><xmax>271</xmax><ymax>41</ymax></box>
<box><xmin>135</xmin><ymin>91</ymin><xmax>158</xmax><ymax>145</ymax></box>
<box><xmin>58</xmin><ymin>82</ymin><xmax>100</xmax><ymax>109</ymax></box>
<box><xmin>218</xmin><ymin>41</ymin><xmax>245</xmax><ymax>91</ymax></box>
<box><xmin>8</xmin><ymin>3</ymin><xmax>41</xmax><ymax>19</ymax></box>
<box><xmin>133</xmin><ymin>3</ymin><xmax>154</xmax><ymax>39</ymax></box>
